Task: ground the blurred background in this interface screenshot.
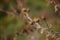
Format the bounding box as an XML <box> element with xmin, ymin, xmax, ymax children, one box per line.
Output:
<box><xmin>0</xmin><ymin>0</ymin><xmax>60</xmax><ymax>40</ymax></box>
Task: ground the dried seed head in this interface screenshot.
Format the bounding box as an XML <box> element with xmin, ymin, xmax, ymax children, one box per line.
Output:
<box><xmin>33</xmin><ymin>17</ymin><xmax>40</xmax><ymax>23</ymax></box>
<box><xmin>21</xmin><ymin>8</ymin><xmax>27</xmax><ymax>13</ymax></box>
<box><xmin>41</xmin><ymin>15</ymin><xmax>46</xmax><ymax>21</ymax></box>
<box><xmin>21</xmin><ymin>8</ymin><xmax>30</xmax><ymax>13</ymax></box>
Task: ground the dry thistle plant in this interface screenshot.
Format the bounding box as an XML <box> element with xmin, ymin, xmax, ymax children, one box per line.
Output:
<box><xmin>47</xmin><ymin>0</ymin><xmax>60</xmax><ymax>15</ymax></box>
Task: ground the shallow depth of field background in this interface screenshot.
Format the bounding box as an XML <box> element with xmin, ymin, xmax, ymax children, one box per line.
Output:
<box><xmin>0</xmin><ymin>0</ymin><xmax>60</xmax><ymax>40</ymax></box>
